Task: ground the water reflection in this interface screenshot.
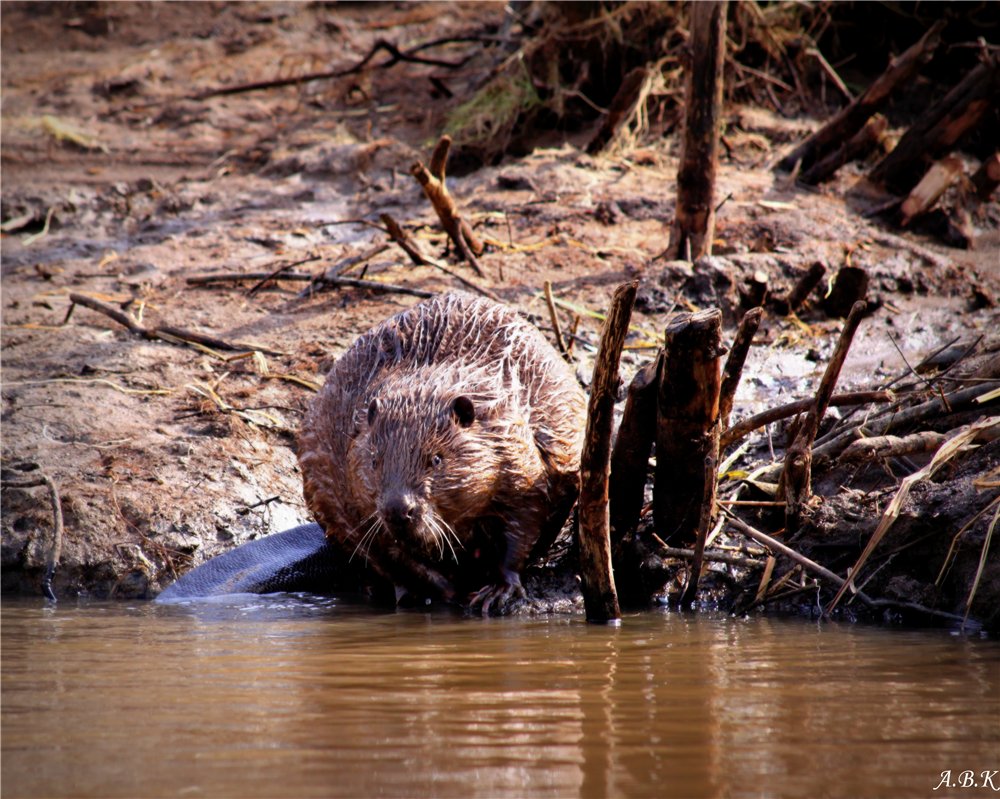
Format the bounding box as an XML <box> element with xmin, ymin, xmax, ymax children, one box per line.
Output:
<box><xmin>2</xmin><ymin>597</ymin><xmax>998</xmax><ymax>799</ymax></box>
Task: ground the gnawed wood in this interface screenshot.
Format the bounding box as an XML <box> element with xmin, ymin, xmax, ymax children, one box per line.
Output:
<box><xmin>577</xmin><ymin>281</ymin><xmax>638</xmax><ymax>623</ymax></box>
<box><xmin>777</xmin><ymin>20</ymin><xmax>945</xmax><ymax>174</ymax></box>
<box><xmin>654</xmin><ymin>308</ymin><xmax>723</xmax><ymax>554</ymax></box>
<box><xmin>609</xmin><ymin>353</ymin><xmax>660</xmax><ymax>542</ymax></box>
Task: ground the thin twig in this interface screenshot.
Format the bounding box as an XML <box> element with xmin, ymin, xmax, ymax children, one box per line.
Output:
<box><xmin>67</xmin><ymin>293</ymin><xmax>283</xmax><ymax>356</ymax></box>
<box><xmin>543</xmin><ymin>280</ymin><xmax>570</xmax><ymax>358</ymax></box>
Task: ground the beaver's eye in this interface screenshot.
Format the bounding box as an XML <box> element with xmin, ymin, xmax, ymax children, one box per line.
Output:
<box><xmin>431</xmin><ymin>454</ymin><xmax>443</xmax><ymax>468</ymax></box>
<box><xmin>371</xmin><ymin>457</ymin><xmax>378</xmax><ymax>471</ymax></box>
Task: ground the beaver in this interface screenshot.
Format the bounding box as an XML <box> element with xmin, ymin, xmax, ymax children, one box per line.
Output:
<box><xmin>297</xmin><ymin>292</ymin><xmax>587</xmax><ymax>613</ymax></box>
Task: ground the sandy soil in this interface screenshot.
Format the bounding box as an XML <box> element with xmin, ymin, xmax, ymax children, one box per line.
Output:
<box><xmin>2</xmin><ymin>3</ymin><xmax>997</xmax><ymax>622</ymax></box>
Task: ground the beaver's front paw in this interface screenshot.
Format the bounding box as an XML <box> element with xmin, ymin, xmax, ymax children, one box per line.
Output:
<box><xmin>467</xmin><ymin>570</ymin><xmax>527</xmax><ymax>616</ymax></box>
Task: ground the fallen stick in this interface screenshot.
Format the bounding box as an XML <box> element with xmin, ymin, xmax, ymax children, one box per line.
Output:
<box><xmin>840</xmin><ymin>430</ymin><xmax>948</xmax><ymax>462</ymax></box>
<box><xmin>188</xmin><ymin>272</ymin><xmax>313</xmax><ymax>285</ymax></box>
<box><xmin>721</xmin><ymin>390</ymin><xmax>894</xmax><ymax>449</ymax></box>
<box><xmin>869</xmin><ymin>53</ymin><xmax>999</xmax><ymax>194</ymax></box>
<box><xmin>65</xmin><ymin>293</ymin><xmax>283</xmax><ymax>356</ymax></box>
<box><xmin>812</xmin><ymin>382</ymin><xmax>1000</xmax><ymax>468</ymax></box>
<box><xmin>247</xmin><ymin>255</ymin><xmax>322</xmax><ymax>296</ymax></box>
<box><xmin>799</xmin><ymin>114</ymin><xmax>887</xmax><ymax>185</ymax></box>
<box><xmin>411</xmin><ymin>136</ymin><xmax>484</xmax><ymax>276</ymax></box>
<box><xmin>302</xmin><ymin>274</ymin><xmax>434</xmax><ymax>299</ymax></box>
<box><xmin>186</xmin><ymin>39</ymin><xmax>473</xmax><ymax>102</ymax></box>
<box><xmin>719</xmin><ymin>306</ymin><xmax>763</xmax><ymax>429</ymax></box>
<box><xmin>777</xmin><ymin>20</ymin><xmax>945</xmax><ymax>173</ymax></box>
<box><xmin>577</xmin><ymin>281</ymin><xmax>638</xmax><ymax>624</ymax></box>
<box><xmin>723</xmin><ymin>511</ymin><xmax>877</xmax><ymax>609</ymax></box>
<box><xmin>380</xmin><ymin>213</ymin><xmax>499</xmax><ymax>300</ymax></box>
<box><xmin>782</xmin><ymin>301</ymin><xmax>867</xmax><ymax>534</ymax></box>
<box><xmin>900</xmin><ymin>156</ymin><xmax>964</xmax><ymax>226</ymax></box>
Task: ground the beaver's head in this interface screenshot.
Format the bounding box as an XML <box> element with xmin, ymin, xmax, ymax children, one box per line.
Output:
<box><xmin>346</xmin><ymin>375</ymin><xmax>525</xmax><ymax>564</ymax></box>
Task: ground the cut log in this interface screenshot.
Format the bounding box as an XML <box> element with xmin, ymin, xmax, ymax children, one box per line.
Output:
<box><xmin>666</xmin><ymin>1</ymin><xmax>727</xmax><ymax>260</ymax></box>
<box><xmin>900</xmin><ymin>156</ymin><xmax>964</xmax><ymax>226</ymax></box>
<box><xmin>577</xmin><ymin>281</ymin><xmax>638</xmax><ymax>624</ymax></box>
<box><xmin>800</xmin><ymin>114</ymin><xmax>888</xmax><ymax>185</ymax></box>
<box><xmin>777</xmin><ymin>20</ymin><xmax>945</xmax><ymax>174</ymax></box>
<box><xmin>609</xmin><ymin>353</ymin><xmax>661</xmax><ymax>543</ymax></box>
<box><xmin>869</xmin><ymin>54</ymin><xmax>1000</xmax><ymax>194</ymax></box>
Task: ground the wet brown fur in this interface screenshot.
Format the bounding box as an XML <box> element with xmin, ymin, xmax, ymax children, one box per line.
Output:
<box><xmin>298</xmin><ymin>293</ymin><xmax>587</xmax><ymax>608</ymax></box>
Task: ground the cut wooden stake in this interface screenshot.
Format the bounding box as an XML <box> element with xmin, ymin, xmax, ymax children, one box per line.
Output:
<box><xmin>666</xmin><ymin>0</ymin><xmax>728</xmax><ymax>260</ymax></box>
<box><xmin>543</xmin><ymin>280</ymin><xmax>570</xmax><ymax>358</ymax></box>
<box><xmin>654</xmin><ymin>308</ymin><xmax>723</xmax><ymax>557</ymax></box>
<box><xmin>782</xmin><ymin>301</ymin><xmax>867</xmax><ymax>534</ymax></box>
<box><xmin>820</xmin><ymin>266</ymin><xmax>869</xmax><ymax>318</ymax></box>
<box><xmin>719</xmin><ymin>307</ymin><xmax>762</xmax><ymax>429</ymax></box>
<box><xmin>777</xmin><ymin>20</ymin><xmax>945</xmax><ymax>174</ymax></box>
<box><xmin>577</xmin><ymin>281</ymin><xmax>638</xmax><ymax>624</ymax></box>
<box><xmin>609</xmin><ymin>352</ymin><xmax>661</xmax><ymax>542</ymax></box>
<box><xmin>782</xmin><ymin>260</ymin><xmax>827</xmax><ymax>315</ymax></box>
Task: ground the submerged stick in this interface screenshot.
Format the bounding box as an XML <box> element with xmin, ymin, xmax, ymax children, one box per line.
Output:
<box><xmin>577</xmin><ymin>281</ymin><xmax>637</xmax><ymax>624</ymax></box>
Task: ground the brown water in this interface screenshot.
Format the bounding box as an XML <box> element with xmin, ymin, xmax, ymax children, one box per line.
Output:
<box><xmin>2</xmin><ymin>596</ymin><xmax>998</xmax><ymax>799</ymax></box>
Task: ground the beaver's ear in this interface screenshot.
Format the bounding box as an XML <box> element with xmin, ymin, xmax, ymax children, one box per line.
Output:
<box><xmin>367</xmin><ymin>398</ymin><xmax>380</xmax><ymax>426</ymax></box>
<box><xmin>452</xmin><ymin>395</ymin><xmax>476</xmax><ymax>428</ymax></box>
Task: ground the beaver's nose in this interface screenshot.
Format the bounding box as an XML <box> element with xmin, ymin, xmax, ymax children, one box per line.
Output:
<box><xmin>381</xmin><ymin>494</ymin><xmax>419</xmax><ymax>533</ymax></box>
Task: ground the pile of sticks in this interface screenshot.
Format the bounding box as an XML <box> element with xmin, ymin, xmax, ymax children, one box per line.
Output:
<box><xmin>777</xmin><ymin>21</ymin><xmax>999</xmax><ymax>248</ymax></box>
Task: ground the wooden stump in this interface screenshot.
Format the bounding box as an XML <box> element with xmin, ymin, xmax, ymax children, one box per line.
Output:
<box><xmin>666</xmin><ymin>1</ymin><xmax>727</xmax><ymax>261</ymax></box>
<box><xmin>654</xmin><ymin>309</ymin><xmax>723</xmax><ymax>548</ymax></box>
